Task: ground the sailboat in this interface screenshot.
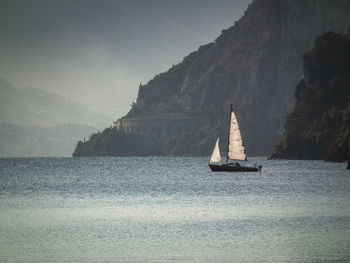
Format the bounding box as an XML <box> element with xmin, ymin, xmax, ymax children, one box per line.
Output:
<box><xmin>208</xmin><ymin>105</ymin><xmax>262</xmax><ymax>172</ymax></box>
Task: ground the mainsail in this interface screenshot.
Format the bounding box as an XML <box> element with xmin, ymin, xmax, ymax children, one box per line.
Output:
<box><xmin>227</xmin><ymin>111</ymin><xmax>247</xmax><ymax>161</ymax></box>
<box><xmin>209</xmin><ymin>137</ymin><xmax>221</xmax><ymax>163</ymax></box>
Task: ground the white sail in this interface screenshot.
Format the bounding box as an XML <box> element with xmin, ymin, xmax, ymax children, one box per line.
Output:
<box><xmin>228</xmin><ymin>111</ymin><xmax>247</xmax><ymax>161</ymax></box>
<box><xmin>210</xmin><ymin>137</ymin><xmax>221</xmax><ymax>163</ymax></box>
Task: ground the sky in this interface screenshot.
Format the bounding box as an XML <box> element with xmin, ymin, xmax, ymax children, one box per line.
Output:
<box><xmin>0</xmin><ymin>0</ymin><xmax>251</xmax><ymax>119</ymax></box>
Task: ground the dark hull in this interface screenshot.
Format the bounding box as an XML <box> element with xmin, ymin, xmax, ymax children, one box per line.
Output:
<box><xmin>209</xmin><ymin>163</ymin><xmax>259</xmax><ymax>172</ymax></box>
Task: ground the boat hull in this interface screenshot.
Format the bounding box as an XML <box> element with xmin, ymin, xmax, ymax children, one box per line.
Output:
<box><xmin>209</xmin><ymin>163</ymin><xmax>259</xmax><ymax>172</ymax></box>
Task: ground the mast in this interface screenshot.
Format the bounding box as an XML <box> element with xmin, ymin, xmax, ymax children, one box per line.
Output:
<box><xmin>226</xmin><ymin>104</ymin><xmax>233</xmax><ymax>163</ymax></box>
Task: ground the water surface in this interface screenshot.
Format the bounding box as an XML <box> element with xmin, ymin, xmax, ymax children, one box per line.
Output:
<box><xmin>0</xmin><ymin>157</ymin><xmax>349</xmax><ymax>262</ymax></box>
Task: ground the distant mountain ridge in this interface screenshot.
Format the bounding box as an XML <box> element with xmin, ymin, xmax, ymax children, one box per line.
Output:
<box><xmin>75</xmin><ymin>0</ymin><xmax>350</xmax><ymax>157</ymax></box>
<box><xmin>0</xmin><ymin>78</ymin><xmax>110</xmax><ymax>157</ymax></box>
<box><xmin>0</xmin><ymin>78</ymin><xmax>109</xmax><ymax>128</ymax></box>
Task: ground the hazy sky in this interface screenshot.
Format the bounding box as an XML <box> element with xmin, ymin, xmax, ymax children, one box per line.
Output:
<box><xmin>0</xmin><ymin>0</ymin><xmax>251</xmax><ymax>118</ymax></box>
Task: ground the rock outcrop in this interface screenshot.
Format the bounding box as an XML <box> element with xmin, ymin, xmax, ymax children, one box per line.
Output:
<box><xmin>271</xmin><ymin>31</ymin><xmax>350</xmax><ymax>161</ymax></box>
<box><xmin>74</xmin><ymin>0</ymin><xmax>350</xmax><ymax>157</ymax></box>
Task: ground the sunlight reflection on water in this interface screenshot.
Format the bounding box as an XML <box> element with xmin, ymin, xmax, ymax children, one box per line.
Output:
<box><xmin>0</xmin><ymin>157</ymin><xmax>349</xmax><ymax>262</ymax></box>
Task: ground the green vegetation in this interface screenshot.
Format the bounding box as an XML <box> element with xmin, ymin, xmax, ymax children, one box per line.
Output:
<box><xmin>271</xmin><ymin>31</ymin><xmax>350</xmax><ymax>161</ymax></box>
<box><xmin>73</xmin><ymin>128</ymin><xmax>163</xmax><ymax>157</ymax></box>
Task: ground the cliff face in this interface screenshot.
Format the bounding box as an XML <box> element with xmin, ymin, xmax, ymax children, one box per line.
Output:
<box><xmin>271</xmin><ymin>31</ymin><xmax>350</xmax><ymax>161</ymax></box>
<box><xmin>127</xmin><ymin>0</ymin><xmax>350</xmax><ymax>155</ymax></box>
<box><xmin>74</xmin><ymin>0</ymin><xmax>350</xmax><ymax>157</ymax></box>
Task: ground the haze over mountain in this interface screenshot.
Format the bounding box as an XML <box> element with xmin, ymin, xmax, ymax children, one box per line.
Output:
<box><xmin>0</xmin><ymin>78</ymin><xmax>108</xmax><ymax>157</ymax></box>
<box><xmin>0</xmin><ymin>0</ymin><xmax>251</xmax><ymax>117</ymax></box>
<box><xmin>0</xmin><ymin>123</ymin><xmax>97</xmax><ymax>157</ymax></box>
<box><xmin>0</xmin><ymin>79</ymin><xmax>109</xmax><ymax>128</ymax></box>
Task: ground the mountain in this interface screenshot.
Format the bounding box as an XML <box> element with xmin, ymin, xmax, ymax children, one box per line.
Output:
<box><xmin>270</xmin><ymin>31</ymin><xmax>350</xmax><ymax>161</ymax></box>
<box><xmin>0</xmin><ymin>78</ymin><xmax>110</xmax><ymax>157</ymax></box>
<box><xmin>0</xmin><ymin>78</ymin><xmax>109</xmax><ymax>128</ymax></box>
<box><xmin>74</xmin><ymin>0</ymin><xmax>350</xmax><ymax>157</ymax></box>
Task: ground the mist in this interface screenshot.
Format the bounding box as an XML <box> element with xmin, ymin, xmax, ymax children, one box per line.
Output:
<box><xmin>0</xmin><ymin>0</ymin><xmax>251</xmax><ymax>118</ymax></box>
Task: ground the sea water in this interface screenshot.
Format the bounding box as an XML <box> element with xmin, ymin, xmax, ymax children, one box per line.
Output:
<box><xmin>0</xmin><ymin>157</ymin><xmax>349</xmax><ymax>262</ymax></box>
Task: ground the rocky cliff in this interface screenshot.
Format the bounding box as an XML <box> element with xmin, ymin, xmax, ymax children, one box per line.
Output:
<box><xmin>74</xmin><ymin>0</ymin><xmax>350</xmax><ymax>157</ymax></box>
<box><xmin>271</xmin><ymin>31</ymin><xmax>350</xmax><ymax>161</ymax></box>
